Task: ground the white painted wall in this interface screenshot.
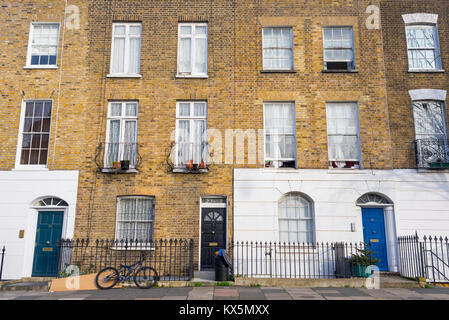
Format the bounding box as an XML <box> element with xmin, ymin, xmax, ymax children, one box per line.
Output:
<box><xmin>0</xmin><ymin>170</ymin><xmax>78</xmax><ymax>280</ymax></box>
<box><xmin>234</xmin><ymin>169</ymin><xmax>449</xmax><ymax>272</ymax></box>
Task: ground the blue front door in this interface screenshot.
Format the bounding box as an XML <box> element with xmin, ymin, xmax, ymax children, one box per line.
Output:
<box><xmin>362</xmin><ymin>208</ymin><xmax>389</xmax><ymax>271</ymax></box>
<box><xmin>32</xmin><ymin>211</ymin><xmax>64</xmax><ymax>277</ymax></box>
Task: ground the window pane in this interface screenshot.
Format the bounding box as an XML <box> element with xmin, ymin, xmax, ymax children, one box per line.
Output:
<box><xmin>110</xmin><ymin>103</ymin><xmax>122</xmax><ymax>116</ymax></box>
<box><xmin>194</xmin><ymin>103</ymin><xmax>206</xmax><ymax>117</ymax></box>
<box><xmin>129</xmin><ymin>38</ymin><xmax>141</xmax><ymax>74</ymax></box>
<box><xmin>263</xmin><ymin>28</ymin><xmax>293</xmax><ymax>70</ymax></box>
<box><xmin>180</xmin><ymin>25</ymin><xmax>192</xmax><ymax>35</ymax></box>
<box><xmin>413</xmin><ymin>101</ymin><xmax>446</xmax><ymax>139</ymax></box>
<box><xmin>194</xmin><ymin>37</ymin><xmax>207</xmax><ymax>74</ymax></box>
<box><xmin>178</xmin><ymin>103</ymin><xmax>190</xmax><ymax>117</ymax></box>
<box><xmin>179</xmin><ymin>38</ymin><xmax>192</xmax><ymax>73</ymax></box>
<box><xmin>114</xmin><ymin>25</ymin><xmax>126</xmax><ymax>35</ymax></box>
<box><xmin>196</xmin><ymin>26</ymin><xmax>207</xmax><ymax>35</ymax></box>
<box><xmin>112</xmin><ymin>37</ymin><xmax>125</xmax><ymax>73</ymax></box>
<box><xmin>20</xmin><ymin>101</ymin><xmax>52</xmax><ymax>165</ymax></box>
<box><xmin>126</xmin><ymin>103</ymin><xmax>138</xmax><ymax>117</ymax></box>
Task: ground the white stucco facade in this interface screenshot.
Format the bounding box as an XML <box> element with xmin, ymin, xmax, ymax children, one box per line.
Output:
<box><xmin>234</xmin><ymin>168</ymin><xmax>449</xmax><ymax>272</ymax></box>
<box><xmin>0</xmin><ymin>170</ymin><xmax>78</xmax><ymax>280</ymax></box>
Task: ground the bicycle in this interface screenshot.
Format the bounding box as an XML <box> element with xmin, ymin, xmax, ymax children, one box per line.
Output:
<box><xmin>95</xmin><ymin>252</ymin><xmax>159</xmax><ymax>289</ymax></box>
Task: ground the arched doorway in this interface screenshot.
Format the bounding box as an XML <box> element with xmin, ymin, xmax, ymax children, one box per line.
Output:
<box><xmin>31</xmin><ymin>197</ymin><xmax>68</xmax><ymax>277</ymax></box>
<box><xmin>356</xmin><ymin>193</ymin><xmax>398</xmax><ymax>272</ymax></box>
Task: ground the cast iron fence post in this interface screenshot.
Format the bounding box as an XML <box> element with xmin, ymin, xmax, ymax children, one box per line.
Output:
<box><xmin>0</xmin><ymin>246</ymin><xmax>5</xmax><ymax>281</ymax></box>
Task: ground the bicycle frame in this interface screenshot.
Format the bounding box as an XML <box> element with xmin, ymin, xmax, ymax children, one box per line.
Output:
<box><xmin>118</xmin><ymin>261</ymin><xmax>143</xmax><ymax>282</ymax></box>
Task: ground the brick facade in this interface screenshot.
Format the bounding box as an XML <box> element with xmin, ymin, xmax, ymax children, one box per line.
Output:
<box><xmin>2</xmin><ymin>0</ymin><xmax>448</xmax><ymax>271</ymax></box>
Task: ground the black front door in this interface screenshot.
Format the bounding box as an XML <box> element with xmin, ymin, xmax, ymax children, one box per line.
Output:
<box><xmin>201</xmin><ymin>207</ymin><xmax>226</xmax><ymax>270</ymax></box>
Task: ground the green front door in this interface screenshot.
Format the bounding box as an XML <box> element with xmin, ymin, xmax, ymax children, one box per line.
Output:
<box><xmin>32</xmin><ymin>211</ymin><xmax>64</xmax><ymax>277</ymax></box>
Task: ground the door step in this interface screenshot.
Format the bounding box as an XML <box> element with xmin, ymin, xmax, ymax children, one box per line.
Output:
<box><xmin>0</xmin><ymin>281</ymin><xmax>50</xmax><ymax>292</ymax></box>
<box><xmin>193</xmin><ymin>271</ymin><xmax>215</xmax><ymax>282</ymax></box>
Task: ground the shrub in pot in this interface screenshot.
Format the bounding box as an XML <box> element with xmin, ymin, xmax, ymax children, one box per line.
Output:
<box><xmin>348</xmin><ymin>245</ymin><xmax>379</xmax><ymax>278</ymax></box>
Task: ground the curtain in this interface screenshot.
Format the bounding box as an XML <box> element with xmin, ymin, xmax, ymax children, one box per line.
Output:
<box><xmin>265</xmin><ymin>103</ymin><xmax>295</xmax><ymax>161</ymax></box>
<box><xmin>112</xmin><ymin>37</ymin><xmax>125</xmax><ymax>74</ymax></box>
<box><xmin>129</xmin><ymin>37</ymin><xmax>141</xmax><ymax>74</ymax></box>
<box><xmin>263</xmin><ymin>28</ymin><xmax>293</xmax><ymax>70</ymax></box>
<box><xmin>108</xmin><ymin>120</ymin><xmax>120</xmax><ymax>163</ymax></box>
<box><xmin>118</xmin><ymin>198</ymin><xmax>154</xmax><ymax>241</ymax></box>
<box><xmin>179</xmin><ymin>38</ymin><xmax>192</xmax><ymax>73</ymax></box>
<box><xmin>193</xmin><ymin>120</ymin><xmax>206</xmax><ymax>164</ymax></box>
<box><xmin>323</xmin><ymin>27</ymin><xmax>354</xmax><ymax>62</ymax></box>
<box><xmin>326</xmin><ymin>103</ymin><xmax>359</xmax><ymax>161</ymax></box>
<box><xmin>123</xmin><ymin>120</ymin><xmax>137</xmax><ymax>165</ymax></box>
<box><xmin>194</xmin><ymin>37</ymin><xmax>207</xmax><ymax>74</ymax></box>
<box><xmin>177</xmin><ymin>120</ymin><xmax>190</xmax><ymax>165</ymax></box>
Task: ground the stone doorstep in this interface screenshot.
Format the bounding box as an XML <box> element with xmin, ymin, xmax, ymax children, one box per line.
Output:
<box><xmin>0</xmin><ymin>281</ymin><xmax>51</xmax><ymax>292</ymax></box>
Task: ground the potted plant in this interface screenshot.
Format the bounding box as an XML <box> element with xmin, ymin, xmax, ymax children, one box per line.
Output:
<box><xmin>112</xmin><ymin>161</ymin><xmax>121</xmax><ymax>169</ymax></box>
<box><xmin>120</xmin><ymin>160</ymin><xmax>130</xmax><ymax>171</ymax></box>
<box><xmin>186</xmin><ymin>160</ymin><xmax>193</xmax><ymax>170</ymax></box>
<box><xmin>348</xmin><ymin>245</ymin><xmax>379</xmax><ymax>278</ymax></box>
<box><xmin>199</xmin><ymin>161</ymin><xmax>205</xmax><ymax>169</ymax></box>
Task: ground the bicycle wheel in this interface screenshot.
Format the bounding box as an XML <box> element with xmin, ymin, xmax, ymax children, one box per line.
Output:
<box><xmin>134</xmin><ymin>267</ymin><xmax>158</xmax><ymax>289</ymax></box>
<box><xmin>95</xmin><ymin>267</ymin><xmax>119</xmax><ymax>289</ymax></box>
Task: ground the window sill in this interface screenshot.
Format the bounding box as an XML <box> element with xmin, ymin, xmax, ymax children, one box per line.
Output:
<box><xmin>260</xmin><ymin>70</ymin><xmax>297</xmax><ymax>74</ymax></box>
<box><xmin>106</xmin><ymin>74</ymin><xmax>142</xmax><ymax>78</ymax></box>
<box><xmin>327</xmin><ymin>168</ymin><xmax>367</xmax><ymax>174</ymax></box>
<box><xmin>321</xmin><ymin>69</ymin><xmax>358</xmax><ymax>73</ymax></box>
<box><xmin>172</xmin><ymin>168</ymin><xmax>209</xmax><ymax>174</ymax></box>
<box><xmin>175</xmin><ymin>74</ymin><xmax>209</xmax><ymax>79</ymax></box>
<box><xmin>23</xmin><ymin>66</ymin><xmax>58</xmax><ymax>70</ymax></box>
<box><xmin>12</xmin><ymin>166</ymin><xmax>49</xmax><ymax>172</ymax></box>
<box><xmin>101</xmin><ymin>168</ymin><xmax>138</xmax><ymax>174</ymax></box>
<box><xmin>417</xmin><ymin>168</ymin><xmax>449</xmax><ymax>173</ymax></box>
<box><xmin>408</xmin><ymin>69</ymin><xmax>445</xmax><ymax>73</ymax></box>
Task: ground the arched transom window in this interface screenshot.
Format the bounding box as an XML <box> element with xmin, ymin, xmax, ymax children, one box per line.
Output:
<box><xmin>279</xmin><ymin>193</ymin><xmax>314</xmax><ymax>243</ymax></box>
<box><xmin>357</xmin><ymin>193</ymin><xmax>393</xmax><ymax>206</ymax></box>
<box><xmin>33</xmin><ymin>197</ymin><xmax>68</xmax><ymax>207</ymax></box>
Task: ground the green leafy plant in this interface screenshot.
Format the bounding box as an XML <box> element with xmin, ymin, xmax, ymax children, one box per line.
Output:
<box><xmin>348</xmin><ymin>245</ymin><xmax>379</xmax><ymax>267</ymax></box>
<box><xmin>215</xmin><ymin>281</ymin><xmax>231</xmax><ymax>287</ymax></box>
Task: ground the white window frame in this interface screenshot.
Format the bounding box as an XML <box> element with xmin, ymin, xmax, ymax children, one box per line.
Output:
<box><xmin>263</xmin><ymin>102</ymin><xmax>297</xmax><ymax>168</ymax></box>
<box><xmin>262</xmin><ymin>27</ymin><xmax>294</xmax><ymax>71</ymax></box>
<box><xmin>175</xmin><ymin>101</ymin><xmax>208</xmax><ymax>168</ymax></box>
<box><xmin>105</xmin><ymin>101</ymin><xmax>139</xmax><ymax>169</ymax></box>
<box><xmin>412</xmin><ymin>100</ymin><xmax>448</xmax><ymax>140</ymax></box>
<box><xmin>108</xmin><ymin>23</ymin><xmax>142</xmax><ymax>77</ymax></box>
<box><xmin>114</xmin><ymin>196</ymin><xmax>155</xmax><ymax>243</ymax></box>
<box><xmin>14</xmin><ymin>99</ymin><xmax>52</xmax><ymax>170</ymax></box>
<box><xmin>278</xmin><ymin>193</ymin><xmax>315</xmax><ymax>244</ymax></box>
<box><xmin>322</xmin><ymin>26</ymin><xmax>356</xmax><ymax>70</ymax></box>
<box><xmin>177</xmin><ymin>23</ymin><xmax>208</xmax><ymax>77</ymax></box>
<box><xmin>405</xmin><ymin>24</ymin><xmax>442</xmax><ymax>71</ymax></box>
<box><xmin>25</xmin><ymin>22</ymin><xmax>60</xmax><ymax>69</ymax></box>
<box><xmin>325</xmin><ymin>102</ymin><xmax>362</xmax><ymax>169</ymax></box>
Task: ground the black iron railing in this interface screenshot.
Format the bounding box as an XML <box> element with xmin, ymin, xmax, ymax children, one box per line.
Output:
<box><xmin>0</xmin><ymin>246</ymin><xmax>5</xmax><ymax>281</ymax></box>
<box><xmin>415</xmin><ymin>139</ymin><xmax>449</xmax><ymax>169</ymax></box>
<box><xmin>57</xmin><ymin>239</ymin><xmax>194</xmax><ymax>281</ymax></box>
<box><xmin>398</xmin><ymin>234</ymin><xmax>449</xmax><ymax>284</ymax></box>
<box><xmin>95</xmin><ymin>142</ymin><xmax>142</xmax><ymax>171</ymax></box>
<box><xmin>232</xmin><ymin>241</ymin><xmax>368</xmax><ymax>279</ymax></box>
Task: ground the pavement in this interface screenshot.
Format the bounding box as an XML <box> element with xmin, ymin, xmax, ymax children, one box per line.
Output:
<box><xmin>2</xmin><ymin>286</ymin><xmax>449</xmax><ymax>300</ymax></box>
